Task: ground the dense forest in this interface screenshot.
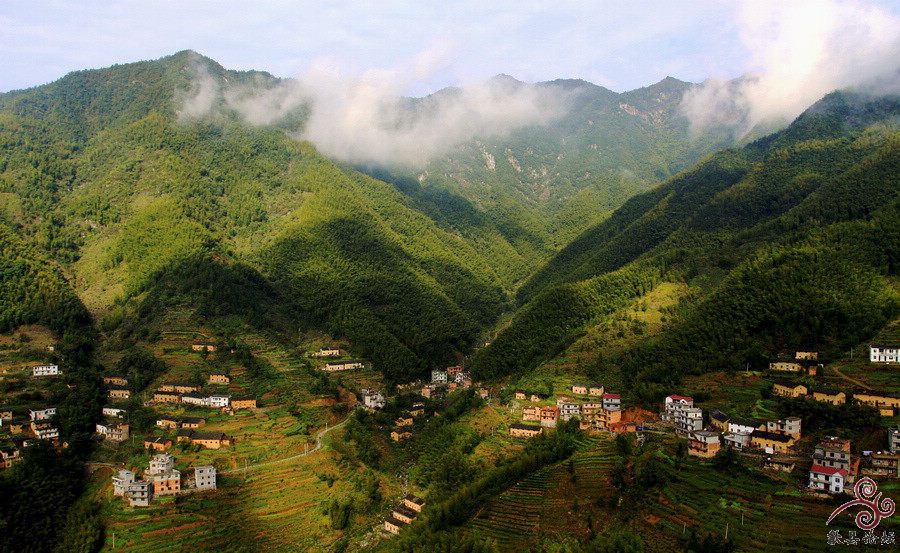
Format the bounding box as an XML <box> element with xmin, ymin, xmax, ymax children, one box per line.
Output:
<box><xmin>472</xmin><ymin>91</ymin><xmax>900</xmax><ymax>392</ymax></box>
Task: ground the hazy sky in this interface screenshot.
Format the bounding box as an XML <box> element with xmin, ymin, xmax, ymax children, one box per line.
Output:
<box><xmin>0</xmin><ymin>0</ymin><xmax>890</xmax><ymax>95</ymax></box>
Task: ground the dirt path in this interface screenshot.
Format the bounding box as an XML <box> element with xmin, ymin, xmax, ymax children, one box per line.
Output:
<box><xmin>831</xmin><ymin>365</ymin><xmax>871</xmax><ymax>390</ymax></box>
<box><xmin>222</xmin><ymin>418</ymin><xmax>348</xmax><ymax>474</ymax></box>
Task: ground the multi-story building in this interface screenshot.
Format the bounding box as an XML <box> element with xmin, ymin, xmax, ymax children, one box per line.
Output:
<box><xmin>809</xmin><ymin>465</ymin><xmax>847</xmax><ymax>494</ymax></box>
<box><xmin>29</xmin><ymin>407</ymin><xmax>56</xmax><ymax>421</ymax></box>
<box><xmin>112</xmin><ymin>469</ymin><xmax>136</xmax><ymax>496</ymax></box>
<box><xmin>674</xmin><ymin>407</ymin><xmax>703</xmax><ymax>434</ymax></box>
<box><xmin>148</xmin><ymin>453</ymin><xmax>176</xmax><ymax>475</ymax></box>
<box><xmin>540</xmin><ymin>406</ymin><xmax>560</xmax><ymax>428</ymax></box>
<box><xmin>522</xmin><ymin>405</ymin><xmax>541</xmax><ymax>421</ymax></box>
<box><xmin>766</xmin><ymin>416</ymin><xmax>802</xmax><ymax>438</ymax></box>
<box><xmin>602</xmin><ymin>393</ymin><xmax>621</xmax><ymax>411</ymax></box>
<box><xmin>661</xmin><ymin>394</ymin><xmax>694</xmax><ymax>422</ymax></box>
<box><xmin>890</xmin><ymin>427</ymin><xmax>900</xmax><ymax>454</ymax></box>
<box><xmin>556</xmin><ymin>398</ymin><xmax>581</xmax><ymax>421</ymax></box>
<box><xmin>151</xmin><ymin>470</ymin><xmax>181</xmax><ymax>496</ymax></box>
<box><xmin>126</xmin><ymin>481</ymin><xmax>154</xmax><ymax>507</ymax></box>
<box><xmin>688</xmin><ymin>431</ymin><xmax>721</xmax><ymax>458</ymax></box>
<box><xmin>209</xmin><ymin>395</ymin><xmax>231</xmax><ymax>408</ymax></box>
<box><xmin>361</xmin><ymin>389</ymin><xmax>386</xmax><ymax>410</ymax></box>
<box><xmin>870</xmin><ymin>344</ymin><xmax>899</xmax><ymax>364</ymax></box>
<box><xmin>723</xmin><ymin>432</ymin><xmax>751</xmax><ymax>450</ymax></box>
<box><xmin>431</xmin><ymin>370</ymin><xmax>448</xmax><ymax>384</ymax></box>
<box><xmin>32</xmin><ymin>364</ymin><xmax>60</xmax><ymax>377</ymax></box>
<box><xmin>193</xmin><ymin>465</ymin><xmax>217</xmax><ymax>490</ymax></box>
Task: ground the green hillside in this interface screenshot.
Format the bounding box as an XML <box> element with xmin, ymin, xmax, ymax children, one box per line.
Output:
<box><xmin>0</xmin><ymin>53</ymin><xmax>506</xmax><ymax>382</ymax></box>
<box><xmin>471</xmin><ymin>91</ymin><xmax>900</xmax><ymax>389</ymax></box>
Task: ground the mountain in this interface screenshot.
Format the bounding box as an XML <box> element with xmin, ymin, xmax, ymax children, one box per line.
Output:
<box><xmin>470</xmin><ymin>90</ymin><xmax>900</xmax><ymax>391</ymax></box>
<box><xmin>373</xmin><ymin>74</ymin><xmax>739</xmax><ymax>285</ymax></box>
<box><xmin>0</xmin><ymin>51</ymin><xmax>506</xmax><ymax>382</ymax></box>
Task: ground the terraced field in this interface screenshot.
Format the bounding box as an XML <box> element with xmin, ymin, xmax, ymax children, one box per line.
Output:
<box><xmin>468</xmin><ymin>435</ymin><xmax>616</xmax><ymax>550</ymax></box>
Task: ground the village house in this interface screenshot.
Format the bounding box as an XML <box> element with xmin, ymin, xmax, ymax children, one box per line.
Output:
<box><xmin>191</xmin><ymin>342</ymin><xmax>217</xmax><ymax>352</ymax></box>
<box><xmin>750</xmin><ymin>430</ymin><xmax>794</xmax><ymax>454</ymax></box>
<box><xmin>189</xmin><ymin>432</ymin><xmax>233</xmax><ymax>449</ymax></box>
<box><xmin>6</xmin><ymin>421</ymin><xmax>25</xmax><ymax>434</ymax></box>
<box><xmin>420</xmin><ymin>384</ymin><xmax>437</xmax><ymax>399</ymax></box>
<box><xmin>431</xmin><ymin>370</ymin><xmax>448</xmax><ymax>384</ymax></box>
<box><xmin>32</xmin><ymin>422</ymin><xmax>59</xmax><ymax>441</ymax></box>
<box><xmin>891</xmin><ymin>427</ymin><xmax>900</xmax><ymax>454</ymax></box>
<box><xmin>446</xmin><ymin>365</ymin><xmax>463</xmax><ymax>377</ymax></box>
<box><xmin>209</xmin><ymin>394</ymin><xmax>231</xmax><ymax>408</ymax></box>
<box><xmin>230</xmin><ymin>397</ymin><xmax>256</xmax><ymax>410</ymax></box>
<box><xmin>852</xmin><ymin>390</ymin><xmax>900</xmax><ymax>417</ymax></box>
<box><xmin>723</xmin><ymin>432</ymin><xmax>751</xmax><ymax>450</ymax></box>
<box><xmin>144</xmin><ymin>437</ymin><xmax>172</xmax><ymax>451</ymax></box>
<box><xmin>479</xmin><ymin>388</ymin><xmax>489</xmax><ymax>399</ymax></box>
<box><xmin>769</xmin><ymin>358</ymin><xmax>819</xmax><ymax>376</ymax></box>
<box><xmin>572</xmin><ymin>383</ymin><xmax>588</xmax><ymax>395</ymax></box>
<box><xmin>589</xmin><ymin>385</ymin><xmax>605</xmax><ymax>396</ymax></box>
<box><xmin>181</xmin><ymin>392</ymin><xmax>211</xmax><ymax>407</ymax></box>
<box><xmin>0</xmin><ymin>447</ymin><xmax>21</xmax><ymax>470</ymax></box>
<box><xmin>763</xmin><ymin>457</ymin><xmax>795</xmax><ymax>472</ymax></box>
<box><xmin>126</xmin><ymin>481</ymin><xmax>154</xmax><ymax>507</ymax></box>
<box><xmin>208</xmin><ymin>372</ymin><xmax>230</xmax><ymax>385</ymax></box>
<box><xmin>403</xmin><ymin>494</ymin><xmax>425</xmax><ymax>513</ymax></box>
<box><xmin>148</xmin><ymin>452</ymin><xmax>175</xmax><ymax>474</ymax></box>
<box><xmin>361</xmin><ymin>389</ymin><xmax>385</xmax><ymax>410</ymax></box>
<box><xmin>581</xmin><ymin>402</ymin><xmax>603</xmax><ymax>418</ymax></box>
<box><xmin>159</xmin><ymin>382</ymin><xmax>202</xmax><ymax>394</ymax></box>
<box><xmin>390</xmin><ymin>430</ymin><xmax>412</xmax><ymax>442</ymax></box>
<box><xmin>813</xmin><ymin>437</ymin><xmax>854</xmax><ymax>472</ymax></box>
<box><xmin>312</xmin><ymin>345</ymin><xmax>340</xmax><ymax>358</ymax></box>
<box><xmin>809</xmin><ymin>464</ymin><xmax>847</xmax><ymax>494</ymax></box>
<box><xmin>107</xmin><ymin>385</ymin><xmax>130</xmax><ymax>400</ymax></box>
<box><xmin>523</xmin><ymin>405</ymin><xmax>541</xmax><ymax>421</ymax></box>
<box><xmin>811</xmin><ymin>388</ymin><xmax>846</xmax><ymax>406</ymax></box>
<box><xmin>870</xmin><ymin>344</ymin><xmax>899</xmax><ymax>364</ymax></box>
<box><xmin>509</xmin><ymin>423</ymin><xmax>542</xmax><ymax>438</ymax></box>
<box><xmin>709</xmin><ymin>409</ymin><xmax>729</xmax><ymax>432</ymax></box>
<box><xmin>384</xmin><ymin>516</ymin><xmax>408</xmax><ymax>535</ymax></box>
<box><xmin>688</xmin><ymin>431</ymin><xmax>721</xmax><ymax>458</ymax></box>
<box><xmin>323</xmin><ymin>360</ymin><xmax>365</xmax><ymax>372</ymax></box>
<box><xmin>29</xmin><ymin>407</ymin><xmax>56</xmax><ymax>421</ymax></box>
<box><xmin>602</xmin><ymin>393</ymin><xmax>621</xmax><ymax>411</ymax></box>
<box><xmin>102</xmin><ymin>374</ymin><xmax>128</xmax><ymax>386</ymax></box>
<box><xmin>181</xmin><ymin>417</ymin><xmax>205</xmax><ymax>429</ymax></box>
<box><xmin>727</xmin><ymin>417</ymin><xmax>765</xmax><ymax>435</ymax></box>
<box><xmin>596</xmin><ymin>407</ymin><xmax>623</xmax><ymax>431</ymax></box>
<box><xmin>530</xmin><ymin>393</ymin><xmax>549</xmax><ymax>403</ymax></box>
<box><xmin>865</xmin><ymin>452</ymin><xmax>900</xmax><ymax>478</ymax></box>
<box><xmin>31</xmin><ymin>364</ymin><xmax>59</xmax><ymax>377</ymax></box>
<box><xmin>392</xmin><ymin>503</ymin><xmax>418</xmax><ymax>524</ymax></box>
<box><xmin>0</xmin><ymin>409</ymin><xmax>12</xmax><ymax>422</ymax></box>
<box><xmin>95</xmin><ymin>421</ymin><xmax>129</xmax><ymax>442</ymax></box>
<box><xmin>556</xmin><ymin>397</ymin><xmax>580</xmax><ymax>421</ymax></box>
<box><xmin>453</xmin><ymin>371</ymin><xmax>473</xmax><ymax>388</ymax></box>
<box><xmin>176</xmin><ymin>428</ymin><xmax>194</xmax><ymax>443</ymax></box>
<box><xmin>112</xmin><ymin>469</ymin><xmax>136</xmax><ymax>496</ymax></box>
<box><xmin>153</xmin><ymin>390</ymin><xmax>181</xmax><ymax>403</ymax></box>
<box><xmin>409</xmin><ymin>403</ymin><xmax>425</xmax><ymax>418</ymax></box>
<box><xmin>661</xmin><ymin>394</ymin><xmax>694</xmax><ymax>422</ymax></box>
<box><xmin>766</xmin><ymin>416</ymin><xmax>802</xmax><ymax>438</ymax></box>
<box><xmin>773</xmin><ymin>381</ymin><xmax>808</xmax><ymax>398</ymax></box>
<box><xmin>102</xmin><ymin>407</ymin><xmax>125</xmax><ymax>418</ymax></box>
<box><xmin>156</xmin><ymin>416</ymin><xmax>180</xmax><ymax>430</ymax></box>
<box><xmin>674</xmin><ymin>407</ymin><xmax>703</xmax><ymax>434</ymax></box>
<box><xmin>540</xmin><ymin>406</ymin><xmax>560</xmax><ymax>428</ymax></box>
<box><xmin>514</xmin><ymin>390</ymin><xmax>527</xmax><ymax>401</ymax></box>
<box><xmin>394</xmin><ymin>414</ymin><xmax>414</xmax><ymax>427</ymax></box>
<box><xmin>795</xmin><ymin>351</ymin><xmax>819</xmax><ymax>361</ymax></box>
<box><xmin>150</xmin><ymin>469</ymin><xmax>181</xmax><ymax>496</ymax></box>
<box><xmin>192</xmin><ymin>465</ymin><xmax>216</xmax><ymax>490</ymax></box>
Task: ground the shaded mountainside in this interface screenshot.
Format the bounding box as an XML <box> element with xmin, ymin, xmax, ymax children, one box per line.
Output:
<box><xmin>471</xmin><ymin>91</ymin><xmax>900</xmax><ymax>390</ymax></box>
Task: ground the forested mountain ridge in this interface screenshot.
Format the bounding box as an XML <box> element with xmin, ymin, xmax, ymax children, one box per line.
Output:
<box><xmin>471</xmin><ymin>90</ymin><xmax>900</xmax><ymax>391</ymax></box>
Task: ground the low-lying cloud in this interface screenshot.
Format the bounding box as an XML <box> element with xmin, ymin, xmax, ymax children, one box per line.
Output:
<box><xmin>681</xmin><ymin>0</ymin><xmax>900</xmax><ymax>136</ymax></box>
<box><xmin>177</xmin><ymin>54</ymin><xmax>569</xmax><ymax>168</ymax></box>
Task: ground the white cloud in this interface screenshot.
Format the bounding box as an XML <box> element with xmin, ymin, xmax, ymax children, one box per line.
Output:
<box><xmin>681</xmin><ymin>0</ymin><xmax>900</xmax><ymax>135</ymax></box>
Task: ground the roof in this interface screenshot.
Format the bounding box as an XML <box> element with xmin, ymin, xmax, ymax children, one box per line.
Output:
<box><xmin>710</xmin><ymin>409</ymin><xmax>729</xmax><ymax>421</ymax></box>
<box><xmin>384</xmin><ymin>516</ymin><xmax>408</xmax><ymax>527</ymax></box>
<box><xmin>404</xmin><ymin>494</ymin><xmax>425</xmax><ymax>505</ymax></box>
<box><xmin>853</xmin><ymin>390</ymin><xmax>900</xmax><ymax>399</ymax></box>
<box><xmin>510</xmin><ymin>423</ymin><xmax>541</xmax><ymax>431</ymax></box>
<box><xmin>190</xmin><ymin>431</ymin><xmax>230</xmax><ymax>441</ymax></box>
<box><xmin>181</xmin><ymin>417</ymin><xmax>204</xmax><ymax>424</ymax></box>
<box><xmin>232</xmin><ymin>396</ymin><xmax>255</xmax><ymax>402</ymax></box>
<box><xmin>603</xmin><ymin>393</ymin><xmax>621</xmax><ymax>399</ymax></box>
<box><xmin>810</xmin><ymin>463</ymin><xmax>848</xmax><ymax>476</ymax></box>
<box><xmin>107</xmin><ymin>385</ymin><xmax>129</xmax><ymax>391</ymax></box>
<box><xmin>181</xmin><ymin>392</ymin><xmax>207</xmax><ymax>399</ymax></box>
<box><xmin>773</xmin><ymin>380</ymin><xmax>804</xmax><ymax>388</ymax></box>
<box><xmin>393</xmin><ymin>504</ymin><xmax>418</xmax><ymax>518</ymax></box>
<box><xmin>730</xmin><ymin>417</ymin><xmax>763</xmax><ymax>428</ymax></box>
<box><xmin>667</xmin><ymin>394</ymin><xmax>693</xmax><ymax>402</ymax></box>
<box><xmin>145</xmin><ymin>437</ymin><xmax>170</xmax><ymax>444</ymax></box>
<box><xmin>751</xmin><ymin>430</ymin><xmax>793</xmax><ymax>443</ymax></box>
<box><xmin>155</xmin><ymin>390</ymin><xmax>180</xmax><ymax>396</ymax></box>
<box><xmin>176</xmin><ymin>429</ymin><xmax>194</xmax><ymax>437</ymax></box>
<box><xmin>813</xmin><ymin>388</ymin><xmax>844</xmax><ymax>396</ymax></box>
<box><xmin>572</xmin><ymin>383</ymin><xmax>588</xmax><ymax>388</ymax></box>
<box><xmin>870</xmin><ymin>343</ymin><xmax>899</xmax><ymax>349</ymax></box>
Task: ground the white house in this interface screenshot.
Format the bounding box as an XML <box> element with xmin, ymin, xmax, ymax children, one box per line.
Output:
<box><xmin>675</xmin><ymin>407</ymin><xmax>704</xmax><ymax>434</ymax></box>
<box><xmin>602</xmin><ymin>393</ymin><xmax>621</xmax><ymax>411</ymax></box>
<box><xmin>556</xmin><ymin>400</ymin><xmax>581</xmax><ymax>421</ymax></box>
<box><xmin>809</xmin><ymin>464</ymin><xmax>847</xmax><ymax>494</ymax></box>
<box><xmin>32</xmin><ymin>364</ymin><xmax>60</xmax><ymax>377</ymax></box>
<box><xmin>723</xmin><ymin>432</ymin><xmax>751</xmax><ymax>450</ymax></box>
<box><xmin>34</xmin><ymin>426</ymin><xmax>59</xmax><ymax>440</ymax></box>
<box><xmin>112</xmin><ymin>469</ymin><xmax>136</xmax><ymax>496</ymax></box>
<box><xmin>661</xmin><ymin>394</ymin><xmax>694</xmax><ymax>421</ymax></box>
<box><xmin>29</xmin><ymin>407</ymin><xmax>56</xmax><ymax>421</ymax></box>
<box><xmin>209</xmin><ymin>395</ymin><xmax>231</xmax><ymax>408</ymax></box>
<box><xmin>870</xmin><ymin>344</ymin><xmax>899</xmax><ymax>364</ymax></box>
<box><xmin>431</xmin><ymin>370</ymin><xmax>448</xmax><ymax>384</ymax></box>
<box><xmin>102</xmin><ymin>407</ymin><xmax>126</xmax><ymax>418</ymax></box>
<box><xmin>181</xmin><ymin>393</ymin><xmax>210</xmax><ymax>407</ymax></box>
<box><xmin>890</xmin><ymin>427</ymin><xmax>900</xmax><ymax>454</ymax></box>
<box><xmin>361</xmin><ymin>389</ymin><xmax>386</xmax><ymax>410</ymax></box>
<box><xmin>727</xmin><ymin>418</ymin><xmax>762</xmax><ymax>435</ymax></box>
<box><xmin>193</xmin><ymin>465</ymin><xmax>216</xmax><ymax>490</ymax></box>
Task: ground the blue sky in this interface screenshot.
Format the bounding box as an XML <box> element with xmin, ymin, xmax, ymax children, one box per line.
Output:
<box><xmin>0</xmin><ymin>0</ymin><xmax>898</xmax><ymax>94</ymax></box>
